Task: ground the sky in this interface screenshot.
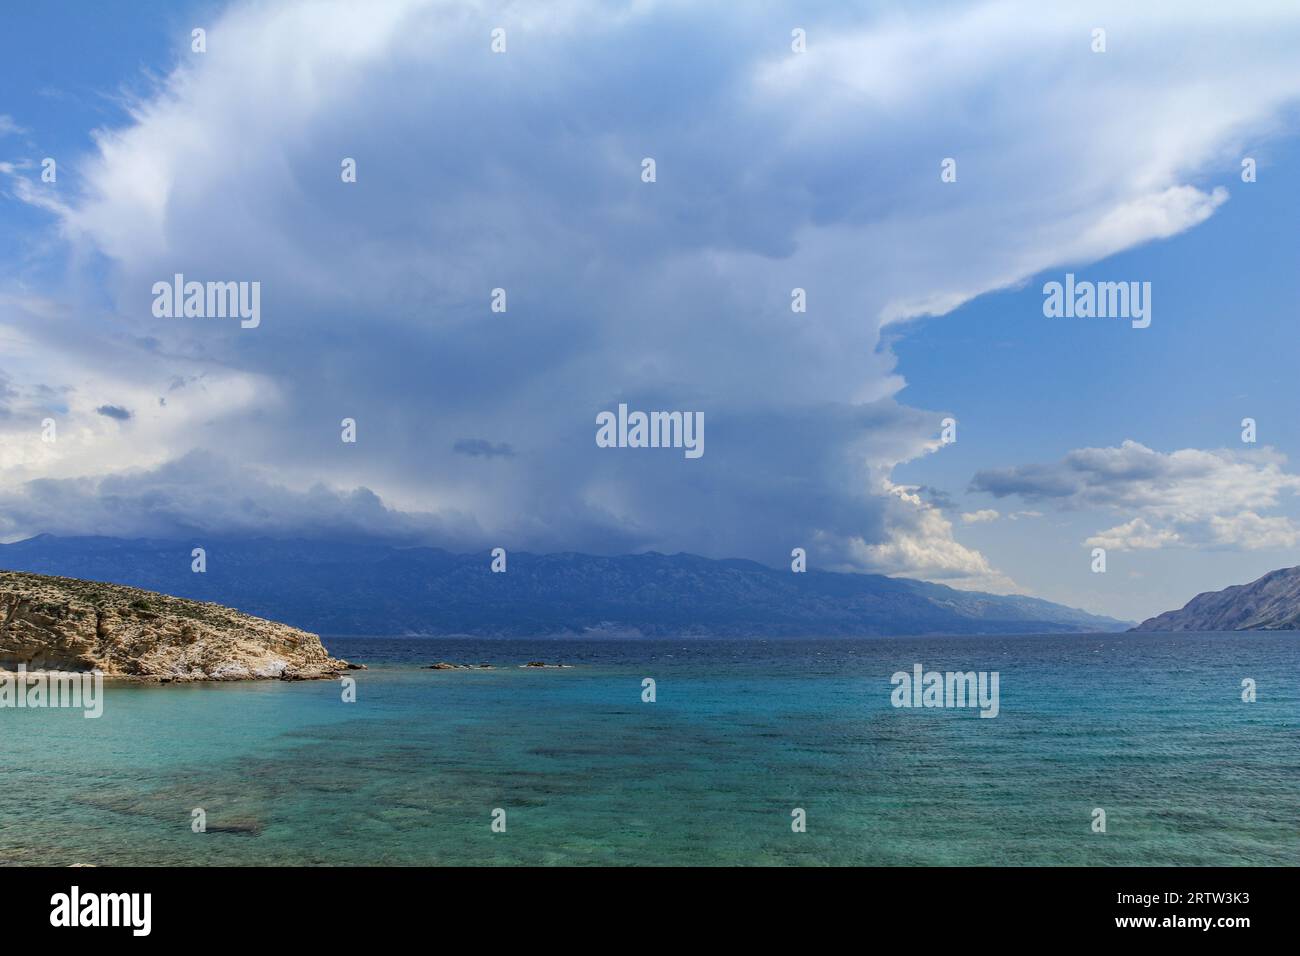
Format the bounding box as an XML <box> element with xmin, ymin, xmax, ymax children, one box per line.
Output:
<box><xmin>2</xmin><ymin>0</ymin><xmax>1300</xmax><ymax>622</ymax></box>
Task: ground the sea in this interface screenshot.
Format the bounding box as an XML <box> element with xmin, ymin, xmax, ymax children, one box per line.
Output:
<box><xmin>2</xmin><ymin>633</ymin><xmax>1296</xmax><ymax>866</ymax></box>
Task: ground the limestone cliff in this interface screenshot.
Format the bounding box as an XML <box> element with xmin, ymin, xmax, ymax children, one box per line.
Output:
<box><xmin>0</xmin><ymin>570</ymin><xmax>351</xmax><ymax>680</ymax></box>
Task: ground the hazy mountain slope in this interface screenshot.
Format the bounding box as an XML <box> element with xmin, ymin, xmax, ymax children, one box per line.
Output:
<box><xmin>1132</xmin><ymin>566</ymin><xmax>1300</xmax><ymax>631</ymax></box>
<box><xmin>0</xmin><ymin>535</ymin><xmax>1128</xmax><ymax>637</ymax></box>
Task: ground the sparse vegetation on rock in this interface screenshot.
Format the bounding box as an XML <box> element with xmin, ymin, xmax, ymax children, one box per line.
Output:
<box><xmin>0</xmin><ymin>570</ymin><xmax>351</xmax><ymax>681</ymax></box>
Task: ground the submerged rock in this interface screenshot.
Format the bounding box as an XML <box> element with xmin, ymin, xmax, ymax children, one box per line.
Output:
<box><xmin>426</xmin><ymin>662</ymin><xmax>494</xmax><ymax>670</ymax></box>
<box><xmin>0</xmin><ymin>570</ymin><xmax>352</xmax><ymax>681</ymax></box>
<box><xmin>205</xmin><ymin>819</ymin><xmax>264</xmax><ymax>836</ymax></box>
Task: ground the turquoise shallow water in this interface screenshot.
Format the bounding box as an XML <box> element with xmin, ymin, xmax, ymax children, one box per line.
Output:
<box><xmin>1</xmin><ymin>634</ymin><xmax>1296</xmax><ymax>866</ymax></box>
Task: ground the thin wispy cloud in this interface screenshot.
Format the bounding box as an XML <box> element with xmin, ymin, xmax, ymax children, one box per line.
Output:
<box><xmin>453</xmin><ymin>438</ymin><xmax>516</xmax><ymax>459</ymax></box>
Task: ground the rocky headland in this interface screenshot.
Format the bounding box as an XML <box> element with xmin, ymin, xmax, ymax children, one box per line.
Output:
<box><xmin>0</xmin><ymin>570</ymin><xmax>354</xmax><ymax>681</ymax></box>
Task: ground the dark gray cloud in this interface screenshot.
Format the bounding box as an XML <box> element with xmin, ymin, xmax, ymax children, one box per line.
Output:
<box><xmin>970</xmin><ymin>441</ymin><xmax>1265</xmax><ymax>508</ymax></box>
<box><xmin>970</xmin><ymin>464</ymin><xmax>1083</xmax><ymax>501</ymax></box>
<box><xmin>95</xmin><ymin>404</ymin><xmax>132</xmax><ymax>421</ymax></box>
<box><xmin>914</xmin><ymin>485</ymin><xmax>957</xmax><ymax>512</ymax></box>
<box><xmin>0</xmin><ymin>451</ymin><xmax>479</xmax><ymax>544</ymax></box>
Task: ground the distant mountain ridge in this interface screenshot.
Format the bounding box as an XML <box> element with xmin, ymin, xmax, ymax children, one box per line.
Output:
<box><xmin>1132</xmin><ymin>565</ymin><xmax>1300</xmax><ymax>631</ymax></box>
<box><xmin>0</xmin><ymin>535</ymin><xmax>1128</xmax><ymax>637</ymax></box>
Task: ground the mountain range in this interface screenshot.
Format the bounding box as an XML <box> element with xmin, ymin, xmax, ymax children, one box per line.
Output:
<box><xmin>0</xmin><ymin>535</ymin><xmax>1129</xmax><ymax>637</ymax></box>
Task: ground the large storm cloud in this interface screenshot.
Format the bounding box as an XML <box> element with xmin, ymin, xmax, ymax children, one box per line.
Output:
<box><xmin>5</xmin><ymin>0</ymin><xmax>1300</xmax><ymax>590</ymax></box>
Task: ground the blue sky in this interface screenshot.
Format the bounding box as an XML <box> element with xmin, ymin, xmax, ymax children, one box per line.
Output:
<box><xmin>3</xmin><ymin>0</ymin><xmax>1300</xmax><ymax>622</ymax></box>
<box><xmin>893</xmin><ymin>132</ymin><xmax>1300</xmax><ymax>616</ymax></box>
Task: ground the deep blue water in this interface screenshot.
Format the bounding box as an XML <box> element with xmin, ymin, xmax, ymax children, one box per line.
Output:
<box><xmin>1</xmin><ymin>633</ymin><xmax>1296</xmax><ymax>866</ymax></box>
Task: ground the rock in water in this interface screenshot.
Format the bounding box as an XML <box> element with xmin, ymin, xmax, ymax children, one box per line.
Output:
<box><xmin>0</xmin><ymin>570</ymin><xmax>351</xmax><ymax>681</ymax></box>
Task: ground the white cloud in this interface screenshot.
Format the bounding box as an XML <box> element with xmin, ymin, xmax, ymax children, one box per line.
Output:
<box><xmin>977</xmin><ymin>441</ymin><xmax>1300</xmax><ymax>552</ymax></box>
<box><xmin>961</xmin><ymin>509</ymin><xmax>999</xmax><ymax>524</ymax></box>
<box><xmin>847</xmin><ymin>486</ymin><xmax>1020</xmax><ymax>592</ymax></box>
<box><xmin>1085</xmin><ymin>518</ymin><xmax>1183</xmax><ymax>551</ymax></box>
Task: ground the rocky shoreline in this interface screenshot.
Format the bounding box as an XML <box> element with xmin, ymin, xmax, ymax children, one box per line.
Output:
<box><xmin>0</xmin><ymin>570</ymin><xmax>354</xmax><ymax>682</ymax></box>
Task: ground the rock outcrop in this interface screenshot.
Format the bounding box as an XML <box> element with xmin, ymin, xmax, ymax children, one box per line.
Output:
<box><xmin>0</xmin><ymin>570</ymin><xmax>351</xmax><ymax>680</ymax></box>
<box><xmin>425</xmin><ymin>662</ymin><xmax>494</xmax><ymax>670</ymax></box>
<box><xmin>1131</xmin><ymin>565</ymin><xmax>1300</xmax><ymax>631</ymax></box>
